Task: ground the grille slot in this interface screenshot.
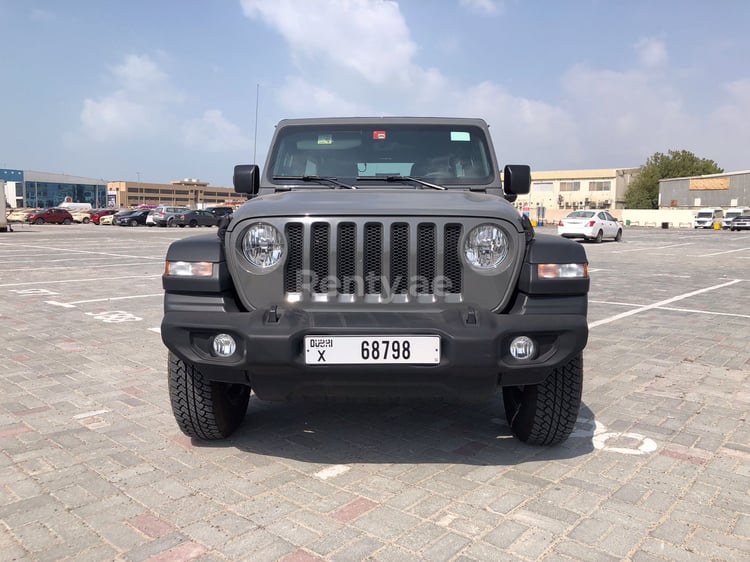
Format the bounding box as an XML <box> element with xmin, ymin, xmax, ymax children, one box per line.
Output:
<box><xmin>310</xmin><ymin>223</ymin><xmax>330</xmax><ymax>293</ymax></box>
<box><xmin>337</xmin><ymin>223</ymin><xmax>356</xmax><ymax>294</ymax></box>
<box><xmin>284</xmin><ymin>223</ymin><xmax>304</xmax><ymax>293</ymax></box>
<box><xmin>417</xmin><ymin>223</ymin><xmax>436</xmax><ymax>294</ymax></box>
<box><xmin>444</xmin><ymin>224</ymin><xmax>462</xmax><ymax>293</ymax></box>
<box><xmin>364</xmin><ymin>223</ymin><xmax>383</xmax><ymax>294</ymax></box>
<box><xmin>391</xmin><ymin>223</ymin><xmax>409</xmax><ymax>294</ymax></box>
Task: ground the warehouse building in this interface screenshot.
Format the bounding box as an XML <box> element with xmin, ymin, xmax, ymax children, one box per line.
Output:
<box><xmin>1</xmin><ymin>169</ymin><xmax>107</xmax><ymax>208</ymax></box>
<box><xmin>659</xmin><ymin>170</ymin><xmax>750</xmax><ymax>209</ymax></box>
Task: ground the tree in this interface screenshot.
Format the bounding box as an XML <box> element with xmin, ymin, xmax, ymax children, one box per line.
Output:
<box><xmin>625</xmin><ymin>150</ymin><xmax>723</xmax><ymax>209</ymax></box>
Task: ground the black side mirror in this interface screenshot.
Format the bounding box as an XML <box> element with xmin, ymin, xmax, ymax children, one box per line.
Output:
<box><xmin>233</xmin><ymin>165</ymin><xmax>260</xmax><ymax>196</ymax></box>
<box><xmin>503</xmin><ymin>165</ymin><xmax>531</xmax><ymax>196</ymax></box>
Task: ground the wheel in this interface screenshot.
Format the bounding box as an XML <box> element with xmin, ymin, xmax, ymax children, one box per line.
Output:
<box><xmin>614</xmin><ymin>229</ymin><xmax>622</xmax><ymax>242</ymax></box>
<box><xmin>594</xmin><ymin>230</ymin><xmax>603</xmax><ymax>243</ymax></box>
<box><xmin>168</xmin><ymin>352</ymin><xmax>250</xmax><ymax>440</ymax></box>
<box><xmin>62</xmin><ymin>218</ymin><xmax>72</xmax><ymax>225</ymax></box>
<box><xmin>82</xmin><ymin>217</ymin><xmax>90</xmax><ymax>224</ymax></box>
<box><xmin>129</xmin><ymin>219</ymin><xmax>138</xmax><ymax>227</ymax></box>
<box><xmin>35</xmin><ymin>218</ymin><xmax>44</xmax><ymax>225</ymax></box>
<box><xmin>503</xmin><ymin>354</ymin><xmax>583</xmax><ymax>446</ymax></box>
<box><xmin>167</xmin><ymin>218</ymin><xmax>176</xmax><ymax>227</ymax></box>
<box><xmin>189</xmin><ymin>220</ymin><xmax>198</xmax><ymax>228</ymax></box>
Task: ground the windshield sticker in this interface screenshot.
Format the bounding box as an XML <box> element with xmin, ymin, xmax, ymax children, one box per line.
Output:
<box><xmin>450</xmin><ymin>131</ymin><xmax>471</xmax><ymax>142</ymax></box>
<box><xmin>373</xmin><ymin>130</ymin><xmax>386</xmax><ymax>140</ymax></box>
<box><xmin>317</xmin><ymin>134</ymin><xmax>333</xmax><ymax>145</ymax></box>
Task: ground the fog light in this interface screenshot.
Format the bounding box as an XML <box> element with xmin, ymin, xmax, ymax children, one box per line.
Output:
<box><xmin>510</xmin><ymin>336</ymin><xmax>535</xmax><ymax>360</ymax></box>
<box><xmin>212</xmin><ymin>333</ymin><xmax>236</xmax><ymax>357</ymax></box>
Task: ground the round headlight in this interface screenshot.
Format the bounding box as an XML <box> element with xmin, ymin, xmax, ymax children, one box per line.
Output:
<box><xmin>464</xmin><ymin>224</ymin><xmax>508</xmax><ymax>270</ymax></box>
<box><xmin>242</xmin><ymin>222</ymin><xmax>285</xmax><ymax>269</ymax></box>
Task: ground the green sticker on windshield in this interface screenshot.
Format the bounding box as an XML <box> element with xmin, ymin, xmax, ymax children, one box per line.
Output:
<box><xmin>317</xmin><ymin>134</ymin><xmax>333</xmax><ymax>145</ymax></box>
<box><xmin>450</xmin><ymin>131</ymin><xmax>471</xmax><ymax>141</ymax></box>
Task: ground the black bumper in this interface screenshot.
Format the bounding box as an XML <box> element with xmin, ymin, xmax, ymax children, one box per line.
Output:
<box><xmin>161</xmin><ymin>300</ymin><xmax>588</xmax><ymax>402</ymax></box>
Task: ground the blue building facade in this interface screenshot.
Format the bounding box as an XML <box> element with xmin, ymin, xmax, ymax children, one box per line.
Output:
<box><xmin>1</xmin><ymin>169</ymin><xmax>107</xmax><ymax>208</ymax></box>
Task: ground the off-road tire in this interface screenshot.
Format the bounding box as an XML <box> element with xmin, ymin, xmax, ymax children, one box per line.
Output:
<box><xmin>503</xmin><ymin>354</ymin><xmax>583</xmax><ymax>445</ymax></box>
<box><xmin>168</xmin><ymin>352</ymin><xmax>250</xmax><ymax>440</ymax></box>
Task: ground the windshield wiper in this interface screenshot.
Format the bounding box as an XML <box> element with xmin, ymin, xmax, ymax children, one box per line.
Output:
<box><xmin>272</xmin><ymin>175</ymin><xmax>356</xmax><ymax>189</ymax></box>
<box><xmin>357</xmin><ymin>176</ymin><xmax>446</xmax><ymax>190</ymax></box>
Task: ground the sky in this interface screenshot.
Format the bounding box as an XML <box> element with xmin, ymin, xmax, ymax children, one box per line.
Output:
<box><xmin>2</xmin><ymin>0</ymin><xmax>749</xmax><ymax>188</ymax></box>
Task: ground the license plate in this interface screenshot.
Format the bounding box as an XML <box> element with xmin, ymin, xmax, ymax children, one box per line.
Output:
<box><xmin>304</xmin><ymin>336</ymin><xmax>440</xmax><ymax>365</ymax></box>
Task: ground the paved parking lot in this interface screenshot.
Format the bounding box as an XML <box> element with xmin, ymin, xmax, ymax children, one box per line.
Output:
<box><xmin>0</xmin><ymin>223</ymin><xmax>748</xmax><ymax>561</ymax></box>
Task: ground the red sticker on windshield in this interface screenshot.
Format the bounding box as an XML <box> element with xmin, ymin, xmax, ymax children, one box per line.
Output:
<box><xmin>373</xmin><ymin>130</ymin><xmax>386</xmax><ymax>140</ymax></box>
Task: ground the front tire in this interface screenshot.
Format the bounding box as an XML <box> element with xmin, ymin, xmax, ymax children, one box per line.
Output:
<box><xmin>168</xmin><ymin>352</ymin><xmax>250</xmax><ymax>440</ymax></box>
<box><xmin>614</xmin><ymin>229</ymin><xmax>622</xmax><ymax>242</ymax></box>
<box><xmin>503</xmin><ymin>354</ymin><xmax>583</xmax><ymax>446</ymax></box>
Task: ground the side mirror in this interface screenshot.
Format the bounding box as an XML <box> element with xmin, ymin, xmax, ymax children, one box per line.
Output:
<box><xmin>233</xmin><ymin>165</ymin><xmax>260</xmax><ymax>196</ymax></box>
<box><xmin>503</xmin><ymin>164</ymin><xmax>531</xmax><ymax>196</ymax></box>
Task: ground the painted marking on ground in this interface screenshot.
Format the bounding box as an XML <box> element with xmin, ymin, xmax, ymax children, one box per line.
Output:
<box><xmin>314</xmin><ymin>465</ymin><xmax>351</xmax><ymax>480</ymax></box>
<box><xmin>66</xmin><ymin>293</ymin><xmax>162</xmax><ymax>305</ymax></box>
<box><xmin>73</xmin><ymin>409</ymin><xmax>111</xmax><ymax>420</ymax></box>
<box><xmin>85</xmin><ymin>311</ymin><xmax>143</xmax><ymax>323</ymax></box>
<box><xmin>148</xmin><ymin>327</ymin><xmax>161</xmax><ymax>334</ymax></box>
<box><xmin>589</xmin><ymin>279</ymin><xmax>743</xmax><ymax>328</ymax></box>
<box><xmin>612</xmin><ymin>242</ymin><xmax>693</xmax><ymax>254</ymax></box>
<box><xmin>695</xmin><ymin>246</ymin><xmax>750</xmax><ymax>257</ymax></box>
<box><xmin>0</xmin><ymin>274</ymin><xmax>162</xmax><ymax>288</ymax></box>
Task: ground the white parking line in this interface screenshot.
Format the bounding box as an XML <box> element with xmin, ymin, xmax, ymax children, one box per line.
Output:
<box><xmin>0</xmin><ymin>274</ymin><xmax>162</xmax><ymax>287</ymax></box>
<box><xmin>695</xmin><ymin>246</ymin><xmax>750</xmax><ymax>257</ymax></box>
<box><xmin>0</xmin><ymin>241</ymin><xmax>163</xmax><ymax>260</ymax></box>
<box><xmin>4</xmin><ymin>262</ymin><xmax>162</xmax><ymax>272</ymax></box>
<box><xmin>46</xmin><ymin>293</ymin><xmax>163</xmax><ymax>307</ymax></box>
<box><xmin>612</xmin><ymin>242</ymin><xmax>693</xmax><ymax>254</ymax></box>
<box><xmin>589</xmin><ymin>279</ymin><xmax>743</xmax><ymax>328</ymax></box>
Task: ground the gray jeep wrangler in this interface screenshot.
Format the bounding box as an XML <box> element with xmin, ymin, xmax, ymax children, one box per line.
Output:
<box><xmin>161</xmin><ymin>117</ymin><xmax>589</xmax><ymax>446</ymax></box>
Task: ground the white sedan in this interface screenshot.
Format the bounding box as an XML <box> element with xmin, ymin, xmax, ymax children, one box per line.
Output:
<box><xmin>557</xmin><ymin>210</ymin><xmax>622</xmax><ymax>243</ymax></box>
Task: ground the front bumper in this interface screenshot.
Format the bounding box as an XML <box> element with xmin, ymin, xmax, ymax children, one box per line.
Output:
<box><xmin>161</xmin><ymin>302</ymin><xmax>588</xmax><ymax>401</ymax></box>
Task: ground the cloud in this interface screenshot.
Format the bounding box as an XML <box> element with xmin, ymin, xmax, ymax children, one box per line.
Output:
<box><xmin>459</xmin><ymin>0</ymin><xmax>503</xmax><ymax>15</ymax></box>
<box><xmin>635</xmin><ymin>38</ymin><xmax>668</xmax><ymax>68</ymax></box>
<box><xmin>79</xmin><ymin>54</ymin><xmax>182</xmax><ymax>141</ymax></box>
<box><xmin>241</xmin><ymin>0</ymin><xmax>417</xmax><ymax>85</ymax></box>
<box><xmin>182</xmin><ymin>109</ymin><xmax>251</xmax><ymax>152</ymax></box>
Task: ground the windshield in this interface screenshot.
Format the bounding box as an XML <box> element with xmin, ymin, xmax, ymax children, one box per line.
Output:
<box><xmin>697</xmin><ymin>212</ymin><xmax>713</xmax><ymax>218</ymax></box>
<box><xmin>268</xmin><ymin>123</ymin><xmax>494</xmax><ymax>187</ymax></box>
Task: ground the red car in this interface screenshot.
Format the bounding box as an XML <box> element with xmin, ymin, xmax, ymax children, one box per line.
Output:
<box><xmin>89</xmin><ymin>208</ymin><xmax>117</xmax><ymax>225</ymax></box>
<box><xmin>26</xmin><ymin>208</ymin><xmax>74</xmax><ymax>225</ymax></box>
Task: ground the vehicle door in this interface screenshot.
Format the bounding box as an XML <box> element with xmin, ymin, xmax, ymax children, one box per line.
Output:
<box><xmin>598</xmin><ymin>211</ymin><xmax>617</xmax><ymax>237</ymax></box>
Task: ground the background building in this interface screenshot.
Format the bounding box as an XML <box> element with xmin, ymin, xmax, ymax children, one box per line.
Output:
<box><xmin>107</xmin><ymin>178</ymin><xmax>245</xmax><ymax>208</ymax></box>
<box><xmin>659</xmin><ymin>170</ymin><xmax>750</xmax><ymax>209</ymax></box>
<box><xmin>1</xmin><ymin>169</ymin><xmax>107</xmax><ymax>208</ymax></box>
<box><xmin>511</xmin><ymin>167</ymin><xmax>639</xmax><ymax>223</ymax></box>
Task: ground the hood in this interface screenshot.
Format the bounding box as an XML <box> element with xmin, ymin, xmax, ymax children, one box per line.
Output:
<box><xmin>231</xmin><ymin>189</ymin><xmax>523</xmax><ymax>229</ymax></box>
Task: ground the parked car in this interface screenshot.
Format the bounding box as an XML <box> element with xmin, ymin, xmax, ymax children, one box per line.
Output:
<box><xmin>173</xmin><ymin>209</ymin><xmax>218</xmax><ymax>228</ymax></box>
<box><xmin>117</xmin><ymin>209</ymin><xmax>151</xmax><ymax>226</ymax></box>
<box><xmin>729</xmin><ymin>215</ymin><xmax>750</xmax><ymax>231</ymax></box>
<box><xmin>558</xmin><ymin>210</ymin><xmax>622</xmax><ymax>243</ymax></box>
<box><xmin>7</xmin><ymin>208</ymin><xmax>38</xmax><ymax>223</ymax></box>
<box><xmin>152</xmin><ymin>206</ymin><xmax>191</xmax><ymax>227</ymax></box>
<box><xmin>71</xmin><ymin>210</ymin><xmax>93</xmax><ymax>224</ymax></box>
<box><xmin>90</xmin><ymin>208</ymin><xmax>117</xmax><ymax>225</ymax></box>
<box><xmin>26</xmin><ymin>208</ymin><xmax>74</xmax><ymax>225</ymax></box>
<box><xmin>206</xmin><ymin>206</ymin><xmax>234</xmax><ymax>218</ymax></box>
<box><xmin>99</xmin><ymin>213</ymin><xmax>117</xmax><ymax>225</ymax></box>
<box><xmin>112</xmin><ymin>209</ymin><xmax>135</xmax><ymax>225</ymax></box>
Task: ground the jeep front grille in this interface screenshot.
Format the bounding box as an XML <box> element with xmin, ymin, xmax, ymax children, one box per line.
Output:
<box><xmin>283</xmin><ymin>219</ymin><xmax>463</xmax><ymax>303</ymax></box>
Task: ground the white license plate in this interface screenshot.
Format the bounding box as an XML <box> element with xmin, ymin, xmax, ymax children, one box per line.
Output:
<box><xmin>304</xmin><ymin>336</ymin><xmax>440</xmax><ymax>365</ymax></box>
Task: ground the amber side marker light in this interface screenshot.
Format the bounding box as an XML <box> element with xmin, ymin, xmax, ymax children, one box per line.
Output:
<box><xmin>537</xmin><ymin>263</ymin><xmax>588</xmax><ymax>279</ymax></box>
<box><xmin>165</xmin><ymin>261</ymin><xmax>214</xmax><ymax>277</ymax></box>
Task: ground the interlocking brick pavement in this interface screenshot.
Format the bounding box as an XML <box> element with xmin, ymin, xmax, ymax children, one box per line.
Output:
<box><xmin>0</xmin><ymin>225</ymin><xmax>748</xmax><ymax>561</ymax></box>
